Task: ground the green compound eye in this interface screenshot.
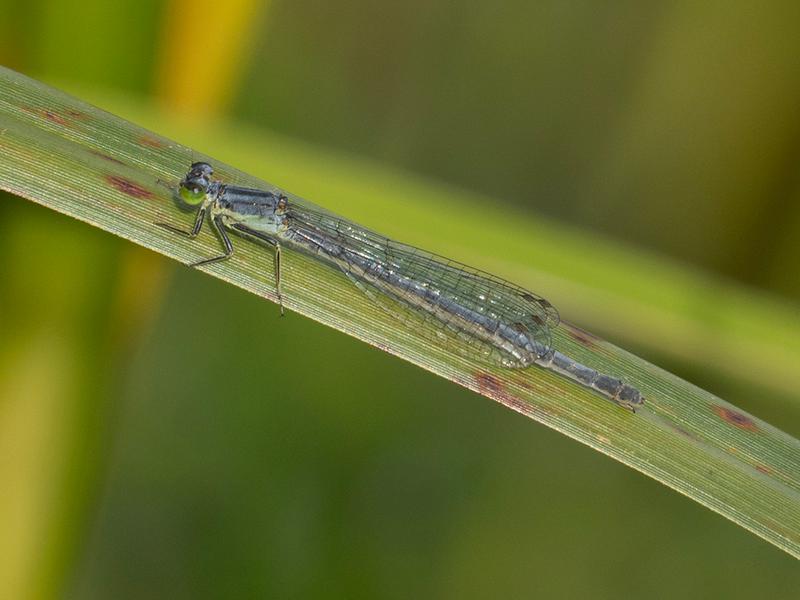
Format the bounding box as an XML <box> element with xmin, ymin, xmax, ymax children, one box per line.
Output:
<box><xmin>179</xmin><ymin>184</ymin><xmax>205</xmax><ymax>206</ymax></box>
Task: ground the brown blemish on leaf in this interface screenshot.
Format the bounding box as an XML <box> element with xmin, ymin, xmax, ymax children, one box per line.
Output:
<box><xmin>564</xmin><ymin>324</ymin><xmax>599</xmax><ymax>348</ymax></box>
<box><xmin>89</xmin><ymin>149</ymin><xmax>125</xmax><ymax>165</ymax></box>
<box><xmin>755</xmin><ymin>464</ymin><xmax>773</xmax><ymax>475</ymax></box>
<box><xmin>670</xmin><ymin>423</ymin><xmax>701</xmax><ymax>442</ymax></box>
<box><xmin>105</xmin><ymin>175</ymin><xmax>154</xmax><ymax>200</ymax></box>
<box><xmin>475</xmin><ymin>372</ymin><xmax>510</xmax><ymax>402</ymax></box>
<box><xmin>21</xmin><ymin>106</ymin><xmax>85</xmax><ymax>128</ymax></box>
<box><xmin>475</xmin><ymin>371</ymin><xmax>553</xmax><ymax>419</ymax></box>
<box><xmin>42</xmin><ymin>110</ymin><xmax>70</xmax><ymax>126</ymax></box>
<box><xmin>138</xmin><ymin>134</ymin><xmax>165</xmax><ymax>149</ymax></box>
<box><xmin>712</xmin><ymin>405</ymin><xmax>759</xmax><ymax>432</ymax></box>
<box><xmin>65</xmin><ymin>109</ymin><xmax>90</xmax><ymax>121</ymax></box>
<box><xmin>22</xmin><ymin>106</ymin><xmax>69</xmax><ymax>126</ymax></box>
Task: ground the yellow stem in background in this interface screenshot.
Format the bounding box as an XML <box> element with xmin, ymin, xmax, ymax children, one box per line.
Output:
<box><xmin>155</xmin><ymin>0</ymin><xmax>268</xmax><ymax>118</ymax></box>
<box><xmin>0</xmin><ymin>336</ymin><xmax>74</xmax><ymax>600</ymax></box>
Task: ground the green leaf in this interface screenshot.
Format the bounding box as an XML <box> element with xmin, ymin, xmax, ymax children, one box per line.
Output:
<box><xmin>1</xmin><ymin>66</ymin><xmax>799</xmax><ymax>558</ymax></box>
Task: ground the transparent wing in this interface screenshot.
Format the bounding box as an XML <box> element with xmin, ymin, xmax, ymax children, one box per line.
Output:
<box><xmin>287</xmin><ymin>204</ymin><xmax>559</xmax><ymax>367</ymax></box>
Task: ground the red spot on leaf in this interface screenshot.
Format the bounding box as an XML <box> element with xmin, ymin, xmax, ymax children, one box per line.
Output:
<box><xmin>89</xmin><ymin>149</ymin><xmax>125</xmax><ymax>165</ymax></box>
<box><xmin>712</xmin><ymin>405</ymin><xmax>759</xmax><ymax>432</ymax></box>
<box><xmin>138</xmin><ymin>134</ymin><xmax>164</xmax><ymax>148</ymax></box>
<box><xmin>105</xmin><ymin>175</ymin><xmax>154</xmax><ymax>200</ymax></box>
<box><xmin>755</xmin><ymin>464</ymin><xmax>773</xmax><ymax>475</ymax></box>
<box><xmin>21</xmin><ymin>106</ymin><xmax>85</xmax><ymax>128</ymax></box>
<box><xmin>671</xmin><ymin>424</ymin><xmax>700</xmax><ymax>442</ymax></box>
<box><xmin>475</xmin><ymin>371</ymin><xmax>552</xmax><ymax>419</ymax></box>
<box><xmin>42</xmin><ymin>110</ymin><xmax>69</xmax><ymax>126</ymax></box>
<box><xmin>565</xmin><ymin>324</ymin><xmax>599</xmax><ymax>348</ymax></box>
<box><xmin>475</xmin><ymin>372</ymin><xmax>510</xmax><ymax>402</ymax></box>
<box><xmin>65</xmin><ymin>109</ymin><xmax>90</xmax><ymax>121</ymax></box>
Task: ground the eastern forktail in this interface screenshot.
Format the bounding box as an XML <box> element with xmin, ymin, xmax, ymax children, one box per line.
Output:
<box><xmin>157</xmin><ymin>162</ymin><xmax>644</xmax><ymax>411</ymax></box>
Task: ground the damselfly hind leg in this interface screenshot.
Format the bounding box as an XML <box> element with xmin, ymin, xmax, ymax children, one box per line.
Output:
<box><xmin>274</xmin><ymin>242</ymin><xmax>284</xmax><ymax>316</ymax></box>
<box><xmin>229</xmin><ymin>223</ymin><xmax>285</xmax><ymax>316</ymax></box>
<box><xmin>189</xmin><ymin>215</ymin><xmax>233</xmax><ymax>267</ymax></box>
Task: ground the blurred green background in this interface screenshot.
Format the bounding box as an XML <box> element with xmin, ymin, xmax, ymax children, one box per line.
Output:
<box><xmin>2</xmin><ymin>1</ymin><xmax>800</xmax><ymax>598</ymax></box>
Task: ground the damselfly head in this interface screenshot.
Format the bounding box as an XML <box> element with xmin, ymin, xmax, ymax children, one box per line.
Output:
<box><xmin>178</xmin><ymin>162</ymin><xmax>214</xmax><ymax>206</ymax></box>
<box><xmin>189</xmin><ymin>162</ymin><xmax>214</xmax><ymax>178</ymax></box>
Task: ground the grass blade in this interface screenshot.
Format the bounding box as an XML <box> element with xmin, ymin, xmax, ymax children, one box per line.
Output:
<box><xmin>1</xmin><ymin>66</ymin><xmax>798</xmax><ymax>557</ymax></box>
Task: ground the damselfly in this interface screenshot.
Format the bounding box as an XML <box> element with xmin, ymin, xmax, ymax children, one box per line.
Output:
<box><xmin>157</xmin><ymin>162</ymin><xmax>644</xmax><ymax>411</ymax></box>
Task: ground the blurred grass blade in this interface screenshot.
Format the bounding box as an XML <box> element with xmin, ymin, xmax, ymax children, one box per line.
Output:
<box><xmin>1</xmin><ymin>66</ymin><xmax>799</xmax><ymax>558</ymax></box>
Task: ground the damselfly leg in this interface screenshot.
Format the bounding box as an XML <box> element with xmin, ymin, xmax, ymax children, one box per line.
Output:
<box><xmin>189</xmin><ymin>215</ymin><xmax>233</xmax><ymax>267</ymax></box>
<box><xmin>155</xmin><ymin>207</ymin><xmax>206</xmax><ymax>239</ymax></box>
<box><xmin>230</xmin><ymin>223</ymin><xmax>284</xmax><ymax>316</ymax></box>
